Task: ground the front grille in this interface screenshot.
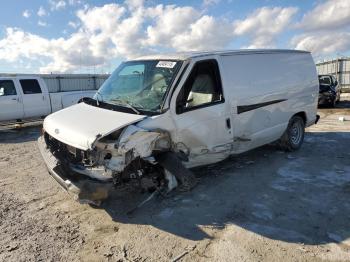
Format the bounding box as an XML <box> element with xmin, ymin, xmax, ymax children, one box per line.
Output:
<box><xmin>44</xmin><ymin>132</ymin><xmax>87</xmax><ymax>164</ymax></box>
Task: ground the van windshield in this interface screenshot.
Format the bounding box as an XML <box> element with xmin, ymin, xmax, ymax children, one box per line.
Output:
<box><xmin>96</xmin><ymin>60</ymin><xmax>182</xmax><ymax>114</ymax></box>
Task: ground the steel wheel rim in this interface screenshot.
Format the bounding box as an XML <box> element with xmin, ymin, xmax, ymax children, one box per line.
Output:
<box><xmin>290</xmin><ymin>121</ymin><xmax>302</xmax><ymax>145</ymax></box>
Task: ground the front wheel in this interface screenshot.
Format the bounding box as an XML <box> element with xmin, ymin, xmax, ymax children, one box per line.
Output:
<box><xmin>279</xmin><ymin>115</ymin><xmax>305</xmax><ymax>151</ymax></box>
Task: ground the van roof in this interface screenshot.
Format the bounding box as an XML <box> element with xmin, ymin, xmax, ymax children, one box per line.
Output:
<box><xmin>132</xmin><ymin>49</ymin><xmax>310</xmax><ymax>61</ymax></box>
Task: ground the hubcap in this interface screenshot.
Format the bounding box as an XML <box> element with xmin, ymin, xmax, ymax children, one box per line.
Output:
<box><xmin>290</xmin><ymin>121</ymin><xmax>302</xmax><ymax>145</ymax></box>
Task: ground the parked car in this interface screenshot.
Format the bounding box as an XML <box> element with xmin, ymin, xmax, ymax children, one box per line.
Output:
<box><xmin>318</xmin><ymin>74</ymin><xmax>340</xmax><ymax>107</ymax></box>
<box><xmin>0</xmin><ymin>76</ymin><xmax>96</xmax><ymax>123</ymax></box>
<box><xmin>38</xmin><ymin>49</ymin><xmax>319</xmax><ymax>204</ymax></box>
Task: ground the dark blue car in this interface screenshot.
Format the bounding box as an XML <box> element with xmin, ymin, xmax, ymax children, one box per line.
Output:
<box><xmin>318</xmin><ymin>75</ymin><xmax>341</xmax><ymax>107</ymax></box>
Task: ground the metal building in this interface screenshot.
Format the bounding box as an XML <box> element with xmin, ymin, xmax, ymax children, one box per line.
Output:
<box><xmin>316</xmin><ymin>57</ymin><xmax>350</xmax><ymax>92</ymax></box>
<box><xmin>40</xmin><ymin>74</ymin><xmax>109</xmax><ymax>93</ymax></box>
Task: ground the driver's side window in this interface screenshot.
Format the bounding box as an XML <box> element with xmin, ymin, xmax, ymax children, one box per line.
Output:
<box><xmin>176</xmin><ymin>59</ymin><xmax>223</xmax><ymax>114</ymax></box>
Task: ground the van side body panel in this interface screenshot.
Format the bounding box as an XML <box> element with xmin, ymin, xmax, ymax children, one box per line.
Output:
<box><xmin>218</xmin><ymin>52</ymin><xmax>318</xmax><ymax>153</ymax></box>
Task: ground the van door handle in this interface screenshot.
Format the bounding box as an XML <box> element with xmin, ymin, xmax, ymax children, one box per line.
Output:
<box><xmin>11</xmin><ymin>98</ymin><xmax>17</xmax><ymax>101</ymax></box>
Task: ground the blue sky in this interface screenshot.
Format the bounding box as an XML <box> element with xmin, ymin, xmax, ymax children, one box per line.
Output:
<box><xmin>0</xmin><ymin>0</ymin><xmax>349</xmax><ymax>73</ymax></box>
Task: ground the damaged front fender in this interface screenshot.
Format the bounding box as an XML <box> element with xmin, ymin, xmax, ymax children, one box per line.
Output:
<box><xmin>92</xmin><ymin>125</ymin><xmax>172</xmax><ymax>174</ymax></box>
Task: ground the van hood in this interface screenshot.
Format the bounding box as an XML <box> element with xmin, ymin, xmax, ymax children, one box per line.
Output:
<box><xmin>43</xmin><ymin>102</ymin><xmax>146</xmax><ymax>150</ymax></box>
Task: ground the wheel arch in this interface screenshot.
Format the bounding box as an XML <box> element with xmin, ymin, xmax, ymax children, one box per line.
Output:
<box><xmin>293</xmin><ymin>111</ymin><xmax>307</xmax><ymax>124</ymax></box>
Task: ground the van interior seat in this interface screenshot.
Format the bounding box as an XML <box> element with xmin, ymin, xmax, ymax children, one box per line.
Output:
<box><xmin>187</xmin><ymin>74</ymin><xmax>215</xmax><ymax>107</ymax></box>
<box><xmin>151</xmin><ymin>73</ymin><xmax>167</xmax><ymax>96</ymax></box>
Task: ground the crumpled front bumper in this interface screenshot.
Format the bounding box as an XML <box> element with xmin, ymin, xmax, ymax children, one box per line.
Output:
<box><xmin>37</xmin><ymin>136</ymin><xmax>110</xmax><ymax>203</ymax></box>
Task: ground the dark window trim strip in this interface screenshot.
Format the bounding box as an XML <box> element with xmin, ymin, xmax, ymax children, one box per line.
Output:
<box><xmin>237</xmin><ymin>99</ymin><xmax>287</xmax><ymax>114</ymax></box>
<box><xmin>167</xmin><ymin>62</ymin><xmax>189</xmax><ymax>109</ymax></box>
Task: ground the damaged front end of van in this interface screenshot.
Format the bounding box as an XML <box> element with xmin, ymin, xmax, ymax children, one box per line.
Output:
<box><xmin>38</xmin><ymin>113</ymin><xmax>195</xmax><ymax>205</ymax></box>
<box><xmin>38</xmin><ymin>104</ymin><xmax>197</xmax><ymax>205</ymax></box>
<box><xmin>38</xmin><ymin>59</ymin><xmax>196</xmax><ymax>205</ymax></box>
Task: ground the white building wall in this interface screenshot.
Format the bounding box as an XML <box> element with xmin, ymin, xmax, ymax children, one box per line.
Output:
<box><xmin>40</xmin><ymin>74</ymin><xmax>109</xmax><ymax>93</ymax></box>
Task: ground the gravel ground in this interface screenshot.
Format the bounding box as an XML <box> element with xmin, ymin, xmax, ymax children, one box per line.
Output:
<box><xmin>0</xmin><ymin>101</ymin><xmax>350</xmax><ymax>262</ymax></box>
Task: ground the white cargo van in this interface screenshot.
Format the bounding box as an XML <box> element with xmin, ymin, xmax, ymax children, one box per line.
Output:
<box><xmin>0</xmin><ymin>76</ymin><xmax>96</xmax><ymax>123</ymax></box>
<box><xmin>38</xmin><ymin>49</ymin><xmax>319</xmax><ymax>202</ymax></box>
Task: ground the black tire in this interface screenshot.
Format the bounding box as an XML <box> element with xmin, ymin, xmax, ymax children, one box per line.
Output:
<box><xmin>279</xmin><ymin>115</ymin><xmax>305</xmax><ymax>151</ymax></box>
<box><xmin>156</xmin><ymin>152</ymin><xmax>197</xmax><ymax>191</ymax></box>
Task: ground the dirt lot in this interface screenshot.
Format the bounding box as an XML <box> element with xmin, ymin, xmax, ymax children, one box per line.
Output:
<box><xmin>1</xmin><ymin>101</ymin><xmax>350</xmax><ymax>262</ymax></box>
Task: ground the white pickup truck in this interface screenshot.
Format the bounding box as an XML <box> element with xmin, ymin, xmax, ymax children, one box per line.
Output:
<box><xmin>0</xmin><ymin>76</ymin><xmax>96</xmax><ymax>123</ymax></box>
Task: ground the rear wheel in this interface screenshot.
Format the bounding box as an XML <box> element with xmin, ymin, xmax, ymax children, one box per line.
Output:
<box><xmin>279</xmin><ymin>115</ymin><xmax>305</xmax><ymax>151</ymax></box>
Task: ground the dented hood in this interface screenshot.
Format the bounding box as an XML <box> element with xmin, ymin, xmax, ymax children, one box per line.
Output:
<box><xmin>43</xmin><ymin>102</ymin><xmax>146</xmax><ymax>150</ymax></box>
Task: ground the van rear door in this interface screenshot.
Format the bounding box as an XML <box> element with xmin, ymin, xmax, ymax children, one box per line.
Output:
<box><xmin>18</xmin><ymin>78</ymin><xmax>51</xmax><ymax>119</ymax></box>
<box><xmin>0</xmin><ymin>78</ymin><xmax>24</xmax><ymax>122</ymax></box>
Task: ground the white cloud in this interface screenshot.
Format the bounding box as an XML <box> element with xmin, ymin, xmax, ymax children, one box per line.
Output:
<box><xmin>145</xmin><ymin>5</ymin><xmax>200</xmax><ymax>47</ymax></box>
<box><xmin>37</xmin><ymin>6</ymin><xmax>47</xmax><ymax>17</ymax></box>
<box><xmin>0</xmin><ymin>27</ymin><xmax>106</xmax><ymax>73</ymax></box>
<box><xmin>298</xmin><ymin>0</ymin><xmax>350</xmax><ymax>31</ymax></box>
<box><xmin>291</xmin><ymin>32</ymin><xmax>350</xmax><ymax>56</ymax></box>
<box><xmin>38</xmin><ymin>20</ymin><xmax>48</xmax><ymax>27</ymax></box>
<box><xmin>165</xmin><ymin>15</ymin><xmax>233</xmax><ymax>51</ymax></box>
<box><xmin>0</xmin><ymin>2</ymin><xmax>300</xmax><ymax>73</ymax></box>
<box><xmin>110</xmin><ymin>7</ymin><xmax>146</xmax><ymax>57</ymax></box>
<box><xmin>291</xmin><ymin>0</ymin><xmax>350</xmax><ymax>57</ymax></box>
<box><xmin>49</xmin><ymin>0</ymin><xmax>67</xmax><ymax>11</ymax></box>
<box><xmin>76</xmin><ymin>4</ymin><xmax>126</xmax><ymax>33</ymax></box>
<box><xmin>68</xmin><ymin>21</ymin><xmax>79</xmax><ymax>29</ymax></box>
<box><xmin>68</xmin><ymin>0</ymin><xmax>84</xmax><ymax>5</ymax></box>
<box><xmin>144</xmin><ymin>4</ymin><xmax>233</xmax><ymax>51</ymax></box>
<box><xmin>203</xmin><ymin>0</ymin><xmax>221</xmax><ymax>7</ymax></box>
<box><xmin>125</xmin><ymin>0</ymin><xmax>144</xmax><ymax>9</ymax></box>
<box><xmin>0</xmin><ymin>28</ymin><xmax>50</xmax><ymax>62</ymax></box>
<box><xmin>233</xmin><ymin>7</ymin><xmax>298</xmax><ymax>48</ymax></box>
<box><xmin>22</xmin><ymin>10</ymin><xmax>31</xmax><ymax>18</ymax></box>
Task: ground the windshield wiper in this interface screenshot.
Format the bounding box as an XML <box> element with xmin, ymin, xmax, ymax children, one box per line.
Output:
<box><xmin>110</xmin><ymin>98</ymin><xmax>141</xmax><ymax>115</ymax></box>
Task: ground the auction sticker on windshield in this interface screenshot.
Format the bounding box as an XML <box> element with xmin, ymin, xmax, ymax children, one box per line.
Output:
<box><xmin>156</xmin><ymin>61</ymin><xmax>177</xmax><ymax>68</ymax></box>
